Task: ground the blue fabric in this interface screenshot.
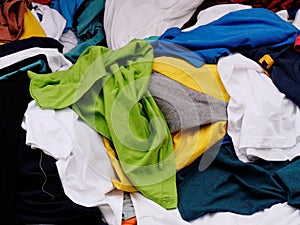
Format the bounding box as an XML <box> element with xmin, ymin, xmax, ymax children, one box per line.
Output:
<box><xmin>176</xmin><ymin>142</ymin><xmax>300</xmax><ymax>221</ymax></box>
<box><xmin>221</xmin><ymin>133</ymin><xmax>232</xmax><ymax>145</ymax></box>
<box><xmin>158</xmin><ymin>8</ymin><xmax>299</xmax><ymax>64</ymax></box>
<box><xmin>150</xmin><ymin>40</ymin><xmax>205</xmax><ymax>67</ymax></box>
<box><xmin>49</xmin><ymin>0</ymin><xmax>85</xmax><ymax>33</ymax></box>
<box><xmin>271</xmin><ymin>46</ymin><xmax>300</xmax><ymax>110</ymax></box>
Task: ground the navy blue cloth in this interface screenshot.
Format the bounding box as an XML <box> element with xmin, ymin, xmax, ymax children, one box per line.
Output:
<box><xmin>158</xmin><ymin>8</ymin><xmax>299</xmax><ymax>64</ymax></box>
<box><xmin>239</xmin><ymin>44</ymin><xmax>300</xmax><ymax>108</ymax></box>
<box><xmin>176</xmin><ymin>142</ymin><xmax>300</xmax><ymax>221</ymax></box>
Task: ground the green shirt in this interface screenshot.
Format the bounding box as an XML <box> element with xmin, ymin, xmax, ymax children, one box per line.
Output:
<box><xmin>28</xmin><ymin>40</ymin><xmax>177</xmax><ymax>209</ymax></box>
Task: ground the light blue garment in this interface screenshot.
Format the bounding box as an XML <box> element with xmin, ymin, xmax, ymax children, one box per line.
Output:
<box><xmin>159</xmin><ymin>8</ymin><xmax>299</xmax><ymax>64</ymax></box>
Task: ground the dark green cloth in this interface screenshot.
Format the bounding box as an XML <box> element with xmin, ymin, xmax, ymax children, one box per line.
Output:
<box><xmin>177</xmin><ymin>142</ymin><xmax>300</xmax><ymax>221</ymax></box>
<box><xmin>28</xmin><ymin>40</ymin><xmax>177</xmax><ymax>209</ymax></box>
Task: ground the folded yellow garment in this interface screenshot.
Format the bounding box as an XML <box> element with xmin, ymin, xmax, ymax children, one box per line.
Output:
<box><xmin>104</xmin><ymin>120</ymin><xmax>227</xmax><ymax>177</ymax></box>
<box><xmin>20</xmin><ymin>9</ymin><xmax>47</xmax><ymax>39</ymax></box>
<box><xmin>173</xmin><ymin>121</ymin><xmax>227</xmax><ymax>171</ymax></box>
<box><xmin>153</xmin><ymin>56</ymin><xmax>230</xmax><ymax>102</ymax></box>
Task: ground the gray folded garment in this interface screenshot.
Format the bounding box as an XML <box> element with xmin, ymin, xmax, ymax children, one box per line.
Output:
<box><xmin>149</xmin><ymin>71</ymin><xmax>227</xmax><ymax>133</ymax></box>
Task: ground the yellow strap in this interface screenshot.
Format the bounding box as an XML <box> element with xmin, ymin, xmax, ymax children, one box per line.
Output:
<box><xmin>259</xmin><ymin>54</ymin><xmax>274</xmax><ymax>77</ymax></box>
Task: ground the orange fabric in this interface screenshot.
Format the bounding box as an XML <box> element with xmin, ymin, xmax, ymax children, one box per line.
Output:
<box><xmin>122</xmin><ymin>217</ymin><xmax>137</xmax><ymax>225</ymax></box>
<box><xmin>0</xmin><ymin>0</ymin><xmax>32</xmax><ymax>42</ymax></box>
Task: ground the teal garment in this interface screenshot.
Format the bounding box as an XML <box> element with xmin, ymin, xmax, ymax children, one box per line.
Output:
<box><xmin>65</xmin><ymin>0</ymin><xmax>106</xmax><ymax>63</ymax></box>
<box><xmin>177</xmin><ymin>141</ymin><xmax>300</xmax><ymax>221</ymax></box>
<box><xmin>28</xmin><ymin>40</ymin><xmax>177</xmax><ymax>209</ymax></box>
<box><xmin>144</xmin><ymin>36</ymin><xmax>159</xmax><ymax>43</ymax></box>
<box><xmin>0</xmin><ymin>60</ymin><xmax>48</xmax><ymax>80</ymax></box>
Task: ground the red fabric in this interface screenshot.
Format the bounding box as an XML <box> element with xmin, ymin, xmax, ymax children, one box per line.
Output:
<box><xmin>294</xmin><ymin>34</ymin><xmax>300</xmax><ymax>52</ymax></box>
<box><xmin>122</xmin><ymin>217</ymin><xmax>137</xmax><ymax>225</ymax></box>
<box><xmin>32</xmin><ymin>0</ymin><xmax>52</xmax><ymax>4</ymax></box>
<box><xmin>0</xmin><ymin>0</ymin><xmax>32</xmax><ymax>42</ymax></box>
<box><xmin>215</xmin><ymin>0</ymin><xmax>300</xmax><ymax>12</ymax></box>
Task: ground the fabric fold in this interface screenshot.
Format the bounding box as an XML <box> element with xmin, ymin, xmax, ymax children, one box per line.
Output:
<box><xmin>28</xmin><ymin>40</ymin><xmax>177</xmax><ymax>209</ymax></box>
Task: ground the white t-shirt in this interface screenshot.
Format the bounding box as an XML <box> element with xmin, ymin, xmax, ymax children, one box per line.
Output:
<box><xmin>218</xmin><ymin>53</ymin><xmax>300</xmax><ymax>162</ymax></box>
<box><xmin>104</xmin><ymin>0</ymin><xmax>204</xmax><ymax>50</ymax></box>
<box><xmin>22</xmin><ymin>101</ymin><xmax>122</xmax><ymax>224</ymax></box>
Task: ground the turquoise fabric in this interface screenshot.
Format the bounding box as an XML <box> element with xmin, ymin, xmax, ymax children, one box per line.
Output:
<box><xmin>177</xmin><ymin>141</ymin><xmax>300</xmax><ymax>221</ymax></box>
<box><xmin>0</xmin><ymin>59</ymin><xmax>47</xmax><ymax>80</ymax></box>
<box><xmin>28</xmin><ymin>40</ymin><xmax>177</xmax><ymax>209</ymax></box>
<box><xmin>64</xmin><ymin>0</ymin><xmax>106</xmax><ymax>63</ymax></box>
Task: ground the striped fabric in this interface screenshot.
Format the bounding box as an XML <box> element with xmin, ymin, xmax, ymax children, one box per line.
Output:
<box><xmin>215</xmin><ymin>0</ymin><xmax>300</xmax><ymax>12</ymax></box>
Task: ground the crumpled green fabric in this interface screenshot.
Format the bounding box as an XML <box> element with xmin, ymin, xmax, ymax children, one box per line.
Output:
<box><xmin>28</xmin><ymin>40</ymin><xmax>177</xmax><ymax>209</ymax></box>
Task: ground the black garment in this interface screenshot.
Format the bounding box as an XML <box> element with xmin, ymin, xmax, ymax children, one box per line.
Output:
<box><xmin>181</xmin><ymin>0</ymin><xmax>218</xmax><ymax>30</ymax></box>
<box><xmin>16</xmin><ymin>129</ymin><xmax>107</xmax><ymax>225</ymax></box>
<box><xmin>0</xmin><ymin>36</ymin><xmax>64</xmax><ymax>57</ymax></box>
<box><xmin>0</xmin><ymin>36</ymin><xmax>63</xmax><ymax>223</ymax></box>
<box><xmin>0</xmin><ymin>75</ymin><xmax>32</xmax><ymax>225</ymax></box>
<box><xmin>0</xmin><ymin>54</ymin><xmax>51</xmax><ymax>80</ymax></box>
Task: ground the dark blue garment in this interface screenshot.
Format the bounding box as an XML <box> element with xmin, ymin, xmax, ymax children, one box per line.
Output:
<box><xmin>239</xmin><ymin>44</ymin><xmax>300</xmax><ymax>109</ymax></box>
<box><xmin>0</xmin><ymin>37</ymin><xmax>64</xmax><ymax>56</ymax></box>
<box><xmin>158</xmin><ymin>8</ymin><xmax>299</xmax><ymax>64</ymax></box>
<box><xmin>176</xmin><ymin>142</ymin><xmax>300</xmax><ymax>221</ymax></box>
<box><xmin>221</xmin><ymin>133</ymin><xmax>232</xmax><ymax>145</ymax></box>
